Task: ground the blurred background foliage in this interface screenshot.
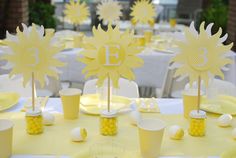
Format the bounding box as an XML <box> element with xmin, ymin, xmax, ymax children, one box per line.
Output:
<box><xmin>201</xmin><ymin>0</ymin><xmax>229</xmax><ymax>34</ymax></box>
<box><xmin>29</xmin><ymin>1</ymin><xmax>57</xmax><ymax>29</ymax></box>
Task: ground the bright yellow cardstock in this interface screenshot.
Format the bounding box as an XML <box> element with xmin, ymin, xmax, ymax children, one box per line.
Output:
<box><xmin>170</xmin><ymin>21</ymin><xmax>233</xmax><ymax>86</ymax></box>
<box><xmin>64</xmin><ymin>0</ymin><xmax>89</xmax><ymax>25</ymax></box>
<box><xmin>97</xmin><ymin>0</ymin><xmax>122</xmax><ymax>24</ymax></box>
<box><xmin>1</xmin><ymin>23</ymin><xmax>65</xmax><ymax>87</ymax></box>
<box><xmin>79</xmin><ymin>25</ymin><xmax>144</xmax><ymax>88</ymax></box>
<box><xmin>131</xmin><ymin>0</ymin><xmax>155</xmax><ymax>24</ymax></box>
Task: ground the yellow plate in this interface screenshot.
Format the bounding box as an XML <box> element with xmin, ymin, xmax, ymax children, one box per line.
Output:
<box><xmin>221</xmin><ymin>146</ymin><xmax>236</xmax><ymax>158</ymax></box>
<box><xmin>201</xmin><ymin>95</ymin><xmax>236</xmax><ymax>115</ymax></box>
<box><xmin>0</xmin><ymin>40</ymin><xmax>5</xmax><ymax>46</ymax></box>
<box><xmin>0</xmin><ymin>92</ymin><xmax>20</xmax><ymax>111</ymax></box>
<box><xmin>80</xmin><ymin>94</ymin><xmax>131</xmax><ymax>115</ymax></box>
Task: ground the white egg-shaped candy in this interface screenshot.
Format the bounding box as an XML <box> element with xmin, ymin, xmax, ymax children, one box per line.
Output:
<box><xmin>130</xmin><ymin>110</ymin><xmax>141</xmax><ymax>125</ymax></box>
<box><xmin>71</xmin><ymin>127</ymin><xmax>87</xmax><ymax>142</ymax></box>
<box><xmin>43</xmin><ymin>112</ymin><xmax>55</xmax><ymax>125</ymax></box>
<box><xmin>218</xmin><ymin>114</ymin><xmax>233</xmax><ymax>127</ymax></box>
<box><xmin>232</xmin><ymin>128</ymin><xmax>236</xmax><ymax>140</ymax></box>
<box><xmin>168</xmin><ymin>125</ymin><xmax>184</xmax><ymax>140</ymax></box>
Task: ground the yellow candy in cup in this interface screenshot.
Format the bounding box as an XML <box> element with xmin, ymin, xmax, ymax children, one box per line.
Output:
<box><xmin>25</xmin><ymin>109</ymin><xmax>43</xmax><ymax>135</ymax></box>
<box><xmin>100</xmin><ymin>110</ymin><xmax>118</xmax><ymax>136</ymax></box>
<box><xmin>188</xmin><ymin>110</ymin><xmax>206</xmax><ymax>137</ymax></box>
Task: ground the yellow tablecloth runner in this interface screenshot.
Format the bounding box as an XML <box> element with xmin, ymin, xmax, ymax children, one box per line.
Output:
<box><xmin>0</xmin><ymin>112</ymin><xmax>236</xmax><ymax>157</ymax></box>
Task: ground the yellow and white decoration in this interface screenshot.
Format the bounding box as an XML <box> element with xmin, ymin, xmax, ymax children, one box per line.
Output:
<box><xmin>97</xmin><ymin>0</ymin><xmax>122</xmax><ymax>25</ymax></box>
<box><xmin>1</xmin><ymin>23</ymin><xmax>65</xmax><ymax>87</ymax></box>
<box><xmin>170</xmin><ymin>21</ymin><xmax>233</xmax><ymax>86</ymax></box>
<box><xmin>64</xmin><ymin>0</ymin><xmax>89</xmax><ymax>25</ymax></box>
<box><xmin>131</xmin><ymin>0</ymin><xmax>155</xmax><ymax>24</ymax></box>
<box><xmin>79</xmin><ymin>24</ymin><xmax>143</xmax><ymax>88</ymax></box>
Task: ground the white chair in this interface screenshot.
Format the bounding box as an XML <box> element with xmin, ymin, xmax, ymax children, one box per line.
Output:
<box><xmin>83</xmin><ymin>78</ymin><xmax>139</xmax><ymax>98</ymax></box>
<box><xmin>184</xmin><ymin>78</ymin><xmax>236</xmax><ymax>97</ymax></box>
<box><xmin>156</xmin><ymin>68</ymin><xmax>175</xmax><ymax>98</ymax></box>
<box><xmin>206</xmin><ymin>79</ymin><xmax>236</xmax><ymax>97</ymax></box>
<box><xmin>0</xmin><ymin>74</ymin><xmax>63</xmax><ymax>97</ymax></box>
<box><xmin>155</xmin><ymin>68</ymin><xmax>186</xmax><ymax>98</ymax></box>
<box><xmin>0</xmin><ymin>74</ymin><xmax>32</xmax><ymax>97</ymax></box>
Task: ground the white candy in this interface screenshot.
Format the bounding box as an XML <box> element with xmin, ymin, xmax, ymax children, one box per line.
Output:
<box><xmin>71</xmin><ymin>127</ymin><xmax>87</xmax><ymax>142</ymax></box>
<box><xmin>129</xmin><ymin>110</ymin><xmax>141</xmax><ymax>125</ymax></box>
<box><xmin>42</xmin><ymin>112</ymin><xmax>55</xmax><ymax>125</ymax></box>
<box><xmin>168</xmin><ymin>125</ymin><xmax>184</xmax><ymax>140</ymax></box>
<box><xmin>232</xmin><ymin>128</ymin><xmax>236</xmax><ymax>139</ymax></box>
<box><xmin>217</xmin><ymin>114</ymin><xmax>233</xmax><ymax>127</ymax></box>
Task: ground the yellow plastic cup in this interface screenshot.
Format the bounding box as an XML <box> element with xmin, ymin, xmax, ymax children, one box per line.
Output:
<box><xmin>131</xmin><ymin>18</ymin><xmax>137</xmax><ymax>26</ymax></box>
<box><xmin>148</xmin><ymin>19</ymin><xmax>155</xmax><ymax>28</ymax></box>
<box><xmin>182</xmin><ymin>89</ymin><xmax>203</xmax><ymax>119</ymax></box>
<box><xmin>59</xmin><ymin>88</ymin><xmax>82</xmax><ymax>119</ymax></box>
<box><xmin>45</xmin><ymin>28</ymin><xmax>55</xmax><ymax>36</ymax></box>
<box><xmin>144</xmin><ymin>30</ymin><xmax>153</xmax><ymax>43</ymax></box>
<box><xmin>169</xmin><ymin>18</ymin><xmax>177</xmax><ymax>28</ymax></box>
<box><xmin>0</xmin><ymin>119</ymin><xmax>13</xmax><ymax>158</ymax></box>
<box><xmin>138</xmin><ymin>118</ymin><xmax>166</xmax><ymax>158</ymax></box>
<box><xmin>73</xmin><ymin>34</ymin><xmax>84</xmax><ymax>48</ymax></box>
<box><xmin>135</xmin><ymin>35</ymin><xmax>145</xmax><ymax>46</ymax></box>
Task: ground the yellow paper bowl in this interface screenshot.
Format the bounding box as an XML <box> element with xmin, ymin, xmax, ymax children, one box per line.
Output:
<box><xmin>0</xmin><ymin>92</ymin><xmax>20</xmax><ymax>111</ymax></box>
<box><xmin>80</xmin><ymin>94</ymin><xmax>131</xmax><ymax>115</ymax></box>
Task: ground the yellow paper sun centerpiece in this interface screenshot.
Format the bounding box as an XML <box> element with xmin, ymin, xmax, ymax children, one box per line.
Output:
<box><xmin>131</xmin><ymin>0</ymin><xmax>155</xmax><ymax>24</ymax></box>
<box><xmin>64</xmin><ymin>0</ymin><xmax>89</xmax><ymax>25</ymax></box>
<box><xmin>1</xmin><ymin>23</ymin><xmax>65</xmax><ymax>87</ymax></box>
<box><xmin>97</xmin><ymin>0</ymin><xmax>122</xmax><ymax>24</ymax></box>
<box><xmin>79</xmin><ymin>24</ymin><xmax>143</xmax><ymax>88</ymax></box>
<box><xmin>171</xmin><ymin>21</ymin><xmax>233</xmax><ymax>86</ymax></box>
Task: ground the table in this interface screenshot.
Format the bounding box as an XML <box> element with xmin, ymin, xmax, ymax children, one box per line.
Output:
<box><xmin>58</xmin><ymin>48</ymin><xmax>236</xmax><ymax>97</ymax></box>
<box><xmin>59</xmin><ymin>48</ymin><xmax>173</xmax><ymax>87</ymax></box>
<box><xmin>1</xmin><ymin>45</ymin><xmax>236</xmax><ymax>98</ymax></box>
<box><xmin>4</xmin><ymin>98</ymin><xmax>221</xmax><ymax>158</ymax></box>
<box><xmin>118</xmin><ymin>21</ymin><xmax>187</xmax><ymax>33</ymax></box>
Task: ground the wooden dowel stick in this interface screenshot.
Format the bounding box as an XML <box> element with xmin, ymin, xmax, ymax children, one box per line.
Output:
<box><xmin>107</xmin><ymin>75</ymin><xmax>110</xmax><ymax>112</ymax></box>
<box><xmin>197</xmin><ymin>76</ymin><xmax>201</xmax><ymax>113</ymax></box>
<box><xmin>32</xmin><ymin>72</ymin><xmax>35</xmax><ymax>111</ymax></box>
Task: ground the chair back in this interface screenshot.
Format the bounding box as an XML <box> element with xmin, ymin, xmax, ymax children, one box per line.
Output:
<box><xmin>83</xmin><ymin>78</ymin><xmax>139</xmax><ymax>98</ymax></box>
<box><xmin>0</xmin><ymin>74</ymin><xmax>31</xmax><ymax>97</ymax></box>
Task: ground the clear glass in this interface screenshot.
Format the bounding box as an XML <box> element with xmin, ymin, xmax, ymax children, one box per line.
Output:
<box><xmin>188</xmin><ymin>117</ymin><xmax>206</xmax><ymax>137</ymax></box>
<box><xmin>100</xmin><ymin>115</ymin><xmax>117</xmax><ymax>136</ymax></box>
<box><xmin>26</xmin><ymin>113</ymin><xmax>43</xmax><ymax>135</ymax></box>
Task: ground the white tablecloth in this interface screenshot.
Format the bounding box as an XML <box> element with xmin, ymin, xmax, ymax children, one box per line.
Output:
<box><xmin>1</xmin><ymin>47</ymin><xmax>235</xmax><ymax>97</ymax></box>
<box><xmin>6</xmin><ymin>98</ymin><xmax>183</xmax><ymax>114</ymax></box>
<box><xmin>58</xmin><ymin>48</ymin><xmax>236</xmax><ymax>90</ymax></box>
<box><xmin>59</xmin><ymin>48</ymin><xmax>173</xmax><ymax>88</ymax></box>
<box><xmin>118</xmin><ymin>21</ymin><xmax>186</xmax><ymax>33</ymax></box>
